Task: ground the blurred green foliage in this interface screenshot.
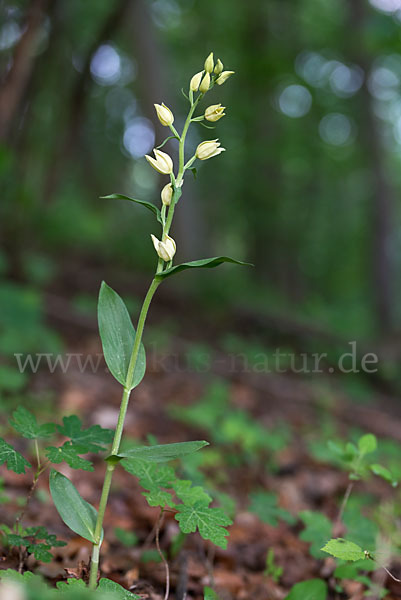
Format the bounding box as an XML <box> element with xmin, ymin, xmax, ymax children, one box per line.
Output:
<box><xmin>1</xmin><ymin>0</ymin><xmax>401</xmax><ymax>345</ymax></box>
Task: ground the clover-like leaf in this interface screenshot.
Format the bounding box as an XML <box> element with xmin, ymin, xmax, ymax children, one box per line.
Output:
<box><xmin>156</xmin><ymin>256</ymin><xmax>253</xmax><ymax>280</ymax></box>
<box><xmin>175</xmin><ymin>501</ymin><xmax>232</xmax><ymax>549</ymax></box>
<box><xmin>172</xmin><ymin>479</ymin><xmax>212</xmax><ymax>506</ymax></box>
<box><xmin>121</xmin><ymin>460</ymin><xmax>175</xmax><ymax>491</ymax></box>
<box><xmin>9</xmin><ymin>406</ymin><xmax>55</xmax><ymax>440</ymax></box>
<box><xmin>57</xmin><ymin>415</ymin><xmax>113</xmax><ymax>453</ymax></box>
<box><xmin>102</xmin><ymin>194</ymin><xmax>162</xmax><ymax>225</ymax></box>
<box><xmin>46</xmin><ymin>443</ymin><xmax>94</xmax><ymax>471</ymax></box>
<box><xmin>98</xmin><ymin>282</ymin><xmax>146</xmax><ymax>390</ymax></box>
<box><xmin>321</xmin><ymin>538</ymin><xmax>366</xmax><ymax>561</ymax></box>
<box><xmin>0</xmin><ymin>438</ymin><xmax>31</xmax><ymax>474</ymax></box>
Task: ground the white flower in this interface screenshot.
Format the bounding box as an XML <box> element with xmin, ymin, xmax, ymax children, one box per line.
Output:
<box><xmin>195</xmin><ymin>139</ymin><xmax>225</xmax><ymax>160</ymax></box>
<box><xmin>145</xmin><ymin>149</ymin><xmax>173</xmax><ymax>174</ymax></box>
<box><xmin>151</xmin><ymin>234</ymin><xmax>176</xmax><ymax>261</ymax></box>
<box><xmin>154</xmin><ymin>102</ymin><xmax>174</xmax><ymax>126</ymax></box>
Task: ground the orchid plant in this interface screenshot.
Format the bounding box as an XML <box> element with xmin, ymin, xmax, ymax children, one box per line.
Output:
<box><xmin>0</xmin><ymin>52</ymin><xmax>250</xmax><ymax>596</ymax></box>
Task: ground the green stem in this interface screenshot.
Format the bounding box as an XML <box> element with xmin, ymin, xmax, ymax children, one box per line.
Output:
<box><xmin>88</xmin><ymin>91</ymin><xmax>200</xmax><ymax>588</ymax></box>
<box><xmin>88</xmin><ymin>277</ymin><xmax>160</xmax><ymax>589</ymax></box>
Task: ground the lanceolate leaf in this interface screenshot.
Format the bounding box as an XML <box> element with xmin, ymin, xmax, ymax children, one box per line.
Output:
<box><xmin>175</xmin><ymin>501</ymin><xmax>232</xmax><ymax>549</ymax></box>
<box><xmin>102</xmin><ymin>194</ymin><xmax>162</xmax><ymax>225</ymax></box>
<box><xmin>98</xmin><ymin>282</ymin><xmax>146</xmax><ymax>390</ymax></box>
<box><xmin>49</xmin><ymin>470</ymin><xmax>100</xmax><ymax>543</ymax></box>
<box><xmin>156</xmin><ymin>135</ymin><xmax>179</xmax><ymax>150</ymax></box>
<box><xmin>0</xmin><ymin>438</ymin><xmax>31</xmax><ymax>474</ymax></box>
<box><xmin>117</xmin><ymin>440</ymin><xmax>209</xmax><ymax>462</ymax></box>
<box><xmin>156</xmin><ymin>256</ymin><xmax>253</xmax><ymax>280</ymax></box>
<box><xmin>9</xmin><ymin>406</ymin><xmax>55</xmax><ymax>439</ymax></box>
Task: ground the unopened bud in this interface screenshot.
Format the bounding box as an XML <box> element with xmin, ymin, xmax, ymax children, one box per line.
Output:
<box><xmin>151</xmin><ymin>234</ymin><xmax>176</xmax><ymax>262</ymax></box>
<box><xmin>204</xmin><ymin>52</ymin><xmax>214</xmax><ymax>74</ymax></box>
<box><xmin>195</xmin><ymin>139</ymin><xmax>225</xmax><ymax>161</ymax></box>
<box><xmin>190</xmin><ymin>71</ymin><xmax>203</xmax><ymax>92</ymax></box>
<box><xmin>216</xmin><ymin>71</ymin><xmax>235</xmax><ymax>86</ymax></box>
<box><xmin>214</xmin><ymin>59</ymin><xmax>223</xmax><ymax>75</ymax></box>
<box><xmin>161</xmin><ymin>183</ymin><xmax>173</xmax><ymax>206</ymax></box>
<box><xmin>145</xmin><ymin>149</ymin><xmax>173</xmax><ymax>175</ymax></box>
<box><xmin>154</xmin><ymin>103</ymin><xmax>174</xmax><ymax>126</ymax></box>
<box><xmin>199</xmin><ymin>72</ymin><xmax>211</xmax><ymax>94</ymax></box>
<box><xmin>205</xmin><ymin>103</ymin><xmax>225</xmax><ymax>122</ymax></box>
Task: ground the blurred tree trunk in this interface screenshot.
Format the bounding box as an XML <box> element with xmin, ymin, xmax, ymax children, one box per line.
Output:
<box><xmin>43</xmin><ymin>0</ymin><xmax>130</xmax><ymax>203</ymax></box>
<box><xmin>348</xmin><ymin>0</ymin><xmax>396</xmax><ymax>333</ymax></box>
<box><xmin>0</xmin><ymin>0</ymin><xmax>50</xmax><ymax>142</ymax></box>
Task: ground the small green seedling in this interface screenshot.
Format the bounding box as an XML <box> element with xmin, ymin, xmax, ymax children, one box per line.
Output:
<box><xmin>264</xmin><ymin>548</ymin><xmax>283</xmax><ymax>582</ymax></box>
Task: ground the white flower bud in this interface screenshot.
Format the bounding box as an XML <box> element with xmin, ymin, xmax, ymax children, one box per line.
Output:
<box><xmin>214</xmin><ymin>59</ymin><xmax>223</xmax><ymax>75</ymax></box>
<box><xmin>216</xmin><ymin>71</ymin><xmax>235</xmax><ymax>86</ymax></box>
<box><xmin>205</xmin><ymin>104</ymin><xmax>226</xmax><ymax>122</ymax></box>
<box><xmin>151</xmin><ymin>234</ymin><xmax>176</xmax><ymax>262</ymax></box>
<box><xmin>161</xmin><ymin>183</ymin><xmax>173</xmax><ymax>206</ymax></box>
<box><xmin>154</xmin><ymin>103</ymin><xmax>174</xmax><ymax>126</ymax></box>
<box><xmin>199</xmin><ymin>72</ymin><xmax>211</xmax><ymax>94</ymax></box>
<box><xmin>145</xmin><ymin>149</ymin><xmax>173</xmax><ymax>174</ymax></box>
<box><xmin>190</xmin><ymin>71</ymin><xmax>203</xmax><ymax>92</ymax></box>
<box><xmin>195</xmin><ymin>139</ymin><xmax>225</xmax><ymax>161</ymax></box>
<box><xmin>204</xmin><ymin>52</ymin><xmax>214</xmax><ymax>74</ymax></box>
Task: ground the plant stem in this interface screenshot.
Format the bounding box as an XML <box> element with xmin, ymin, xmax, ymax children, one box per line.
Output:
<box><xmin>88</xmin><ymin>277</ymin><xmax>160</xmax><ymax>589</ymax></box>
<box><xmin>88</xmin><ymin>92</ymin><xmax>199</xmax><ymax>588</ymax></box>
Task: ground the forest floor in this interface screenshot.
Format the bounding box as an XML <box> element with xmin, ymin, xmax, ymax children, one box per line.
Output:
<box><xmin>2</xmin><ymin>278</ymin><xmax>401</xmax><ymax>600</ymax></box>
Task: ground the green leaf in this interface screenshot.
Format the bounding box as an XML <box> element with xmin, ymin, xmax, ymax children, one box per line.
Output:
<box><xmin>98</xmin><ymin>282</ymin><xmax>146</xmax><ymax>390</ymax></box>
<box><xmin>321</xmin><ymin>538</ymin><xmax>366</xmax><ymax>561</ymax></box>
<box><xmin>204</xmin><ymin>587</ymin><xmax>220</xmax><ymax>600</ymax></box>
<box><xmin>98</xmin><ymin>578</ymin><xmax>140</xmax><ymax>599</ymax></box>
<box><xmin>299</xmin><ymin>511</ymin><xmax>333</xmax><ymax>559</ymax></box>
<box><xmin>8</xmin><ymin>533</ymin><xmax>25</xmax><ymax>546</ymax></box>
<box><xmin>117</xmin><ymin>440</ymin><xmax>209</xmax><ymax>462</ymax></box>
<box><xmin>249</xmin><ymin>492</ymin><xmax>296</xmax><ymax>527</ymax></box>
<box><xmin>102</xmin><ymin>194</ymin><xmax>162</xmax><ymax>225</ymax></box>
<box><xmin>172</xmin><ymin>479</ymin><xmax>212</xmax><ymax>506</ymax></box>
<box><xmin>121</xmin><ymin>460</ymin><xmax>175</xmax><ymax>491</ymax></box>
<box><xmin>49</xmin><ymin>470</ymin><xmax>100</xmax><ymax>542</ymax></box>
<box><xmin>46</xmin><ymin>443</ymin><xmax>94</xmax><ymax>471</ymax></box>
<box><xmin>0</xmin><ymin>438</ymin><xmax>31</xmax><ymax>473</ymax></box>
<box><xmin>370</xmin><ymin>463</ymin><xmax>398</xmax><ymax>486</ymax></box>
<box><xmin>57</xmin><ymin>415</ymin><xmax>113</xmax><ymax>453</ymax></box>
<box><xmin>284</xmin><ymin>579</ymin><xmax>327</xmax><ymax>600</ymax></box>
<box><xmin>114</xmin><ymin>527</ymin><xmax>138</xmax><ymax>548</ymax></box>
<box><xmin>358</xmin><ymin>434</ymin><xmax>377</xmax><ymax>456</ymax></box>
<box><xmin>57</xmin><ymin>578</ymin><xmax>87</xmax><ymax>590</ymax></box>
<box><xmin>28</xmin><ymin>543</ymin><xmax>52</xmax><ymax>562</ymax></box>
<box><xmin>9</xmin><ymin>406</ymin><xmax>55</xmax><ymax>439</ymax></box>
<box><xmin>334</xmin><ymin>559</ymin><xmax>376</xmax><ymax>579</ymax></box>
<box><xmin>175</xmin><ymin>501</ymin><xmax>232</xmax><ymax>549</ymax></box>
<box><xmin>156</xmin><ymin>256</ymin><xmax>253</xmax><ymax>280</ymax></box>
<box><xmin>143</xmin><ymin>488</ymin><xmax>175</xmax><ymax>508</ymax></box>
